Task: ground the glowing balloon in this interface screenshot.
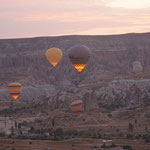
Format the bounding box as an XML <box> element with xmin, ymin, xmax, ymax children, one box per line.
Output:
<box><xmin>70</xmin><ymin>100</ymin><xmax>83</xmax><ymax>116</ymax></box>
<box><xmin>45</xmin><ymin>48</ymin><xmax>63</xmax><ymax>67</ymax></box>
<box><xmin>8</xmin><ymin>82</ymin><xmax>22</xmax><ymax>100</ymax></box>
<box><xmin>68</xmin><ymin>45</ymin><xmax>91</xmax><ymax>72</ymax></box>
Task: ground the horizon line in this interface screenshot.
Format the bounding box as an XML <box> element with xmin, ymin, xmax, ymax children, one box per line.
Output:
<box><xmin>0</xmin><ymin>32</ymin><xmax>150</xmax><ymax>40</ymax></box>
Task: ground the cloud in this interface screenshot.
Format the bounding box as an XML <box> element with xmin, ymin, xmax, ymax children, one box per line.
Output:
<box><xmin>0</xmin><ymin>0</ymin><xmax>150</xmax><ymax>38</ymax></box>
<box><xmin>107</xmin><ymin>0</ymin><xmax>150</xmax><ymax>9</ymax></box>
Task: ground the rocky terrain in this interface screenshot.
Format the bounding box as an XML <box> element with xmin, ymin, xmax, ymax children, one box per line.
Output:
<box><xmin>0</xmin><ymin>32</ymin><xmax>150</xmax><ymax>150</ymax></box>
<box><xmin>0</xmin><ymin>33</ymin><xmax>150</xmax><ymax>107</ymax></box>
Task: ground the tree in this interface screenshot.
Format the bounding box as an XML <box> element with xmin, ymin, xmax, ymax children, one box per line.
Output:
<box><xmin>126</xmin><ymin>133</ymin><xmax>133</xmax><ymax>139</ymax></box>
<box><xmin>108</xmin><ymin>113</ymin><xmax>112</xmax><ymax>117</ymax></box>
<box><xmin>128</xmin><ymin>123</ymin><xmax>134</xmax><ymax>132</ymax></box>
<box><xmin>52</xmin><ymin>117</ymin><xmax>55</xmax><ymax>127</ymax></box>
<box><xmin>11</xmin><ymin>126</ymin><xmax>14</xmax><ymax>135</ymax></box>
<box><xmin>145</xmin><ymin>126</ymin><xmax>149</xmax><ymax>132</ymax></box>
<box><xmin>18</xmin><ymin>123</ymin><xmax>21</xmax><ymax>129</ymax></box>
<box><xmin>116</xmin><ymin>128</ymin><xmax>120</xmax><ymax>132</ymax></box>
<box><xmin>30</xmin><ymin>126</ymin><xmax>35</xmax><ymax>133</ymax></box>
<box><xmin>15</xmin><ymin>121</ymin><xmax>17</xmax><ymax>128</ymax></box>
<box><xmin>122</xmin><ymin>145</ymin><xmax>133</xmax><ymax>150</ymax></box>
<box><xmin>53</xmin><ymin>128</ymin><xmax>63</xmax><ymax>140</ymax></box>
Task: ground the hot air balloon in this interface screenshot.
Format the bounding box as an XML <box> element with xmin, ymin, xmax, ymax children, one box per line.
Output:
<box><xmin>70</xmin><ymin>100</ymin><xmax>83</xmax><ymax>116</ymax></box>
<box><xmin>45</xmin><ymin>48</ymin><xmax>62</xmax><ymax>67</ymax></box>
<box><xmin>133</xmin><ymin>61</ymin><xmax>143</xmax><ymax>74</ymax></box>
<box><xmin>133</xmin><ymin>61</ymin><xmax>141</xmax><ymax>66</ymax></box>
<box><xmin>68</xmin><ymin>45</ymin><xmax>91</xmax><ymax>73</ymax></box>
<box><xmin>8</xmin><ymin>82</ymin><xmax>22</xmax><ymax>100</ymax></box>
<box><xmin>141</xmin><ymin>93</ymin><xmax>150</xmax><ymax>106</ymax></box>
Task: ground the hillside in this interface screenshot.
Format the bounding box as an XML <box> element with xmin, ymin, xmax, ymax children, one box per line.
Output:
<box><xmin>1</xmin><ymin>33</ymin><xmax>150</xmax><ymax>150</ymax></box>
<box><xmin>0</xmin><ymin>33</ymin><xmax>150</xmax><ymax>106</ymax></box>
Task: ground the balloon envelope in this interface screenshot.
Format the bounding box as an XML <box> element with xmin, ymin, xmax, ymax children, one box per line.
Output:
<box><xmin>141</xmin><ymin>93</ymin><xmax>150</xmax><ymax>106</ymax></box>
<box><xmin>8</xmin><ymin>82</ymin><xmax>22</xmax><ymax>100</ymax></box>
<box><xmin>45</xmin><ymin>48</ymin><xmax>62</xmax><ymax>67</ymax></box>
<box><xmin>133</xmin><ymin>61</ymin><xmax>143</xmax><ymax>74</ymax></box>
<box><xmin>68</xmin><ymin>45</ymin><xmax>91</xmax><ymax>72</ymax></box>
<box><xmin>70</xmin><ymin>100</ymin><xmax>83</xmax><ymax>116</ymax></box>
<box><xmin>133</xmin><ymin>61</ymin><xmax>141</xmax><ymax>66</ymax></box>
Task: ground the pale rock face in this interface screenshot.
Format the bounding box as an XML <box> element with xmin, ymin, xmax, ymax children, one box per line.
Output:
<box><xmin>0</xmin><ymin>33</ymin><xmax>150</xmax><ymax>109</ymax></box>
<box><xmin>94</xmin><ymin>79</ymin><xmax>150</xmax><ymax>106</ymax></box>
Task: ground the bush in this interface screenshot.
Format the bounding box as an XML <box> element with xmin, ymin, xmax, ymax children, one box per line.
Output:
<box><xmin>144</xmin><ymin>113</ymin><xmax>150</xmax><ymax>118</ymax></box>
<box><xmin>144</xmin><ymin>139</ymin><xmax>150</xmax><ymax>143</ymax></box>
<box><xmin>107</xmin><ymin>114</ymin><xmax>112</xmax><ymax>117</ymax></box>
<box><xmin>126</xmin><ymin>133</ymin><xmax>133</xmax><ymax>139</ymax></box>
<box><xmin>97</xmin><ymin>134</ymin><xmax>101</xmax><ymax>139</ymax></box>
<box><xmin>29</xmin><ymin>141</ymin><xmax>32</xmax><ymax>144</ymax></box>
<box><xmin>0</xmin><ymin>132</ymin><xmax>5</xmax><ymax>137</ymax></box>
<box><xmin>103</xmin><ymin>104</ymin><xmax>123</xmax><ymax>110</ymax></box>
<box><xmin>35</xmin><ymin>128</ymin><xmax>46</xmax><ymax>134</ymax></box>
<box><xmin>118</xmin><ymin>133</ymin><xmax>124</xmax><ymax>137</ymax></box>
<box><xmin>101</xmin><ymin>143</ymin><xmax>115</xmax><ymax>149</ymax></box>
<box><xmin>22</xmin><ymin>121</ymin><xmax>28</xmax><ymax>126</ymax></box>
<box><xmin>110</xmin><ymin>143</ymin><xmax>117</xmax><ymax>147</ymax></box>
<box><xmin>121</xmin><ymin>145</ymin><xmax>133</xmax><ymax>150</ymax></box>
<box><xmin>16</xmin><ymin>135</ymin><xmax>28</xmax><ymax>140</ymax></box>
<box><xmin>54</xmin><ymin>128</ymin><xmax>63</xmax><ymax>136</ymax></box>
<box><xmin>91</xmin><ymin>132</ymin><xmax>97</xmax><ymax>139</ymax></box>
<box><xmin>135</xmin><ymin>134</ymin><xmax>141</xmax><ymax>139</ymax></box>
<box><xmin>65</xmin><ymin>130</ymin><xmax>78</xmax><ymax>136</ymax></box>
<box><xmin>29</xmin><ymin>135</ymin><xmax>51</xmax><ymax>140</ymax></box>
<box><xmin>53</xmin><ymin>128</ymin><xmax>64</xmax><ymax>140</ymax></box>
<box><xmin>101</xmin><ymin>143</ymin><xmax>106</xmax><ymax>148</ymax></box>
<box><xmin>128</xmin><ymin>123</ymin><xmax>134</xmax><ymax>132</ymax></box>
<box><xmin>116</xmin><ymin>128</ymin><xmax>120</xmax><ymax>132</ymax></box>
<box><xmin>142</xmin><ymin>134</ymin><xmax>150</xmax><ymax>140</ymax></box>
<box><xmin>78</xmin><ymin>130</ymin><xmax>86</xmax><ymax>137</ymax></box>
<box><xmin>93</xmin><ymin>146</ymin><xmax>98</xmax><ymax>149</ymax></box>
<box><xmin>29</xmin><ymin>126</ymin><xmax>35</xmax><ymax>133</ymax></box>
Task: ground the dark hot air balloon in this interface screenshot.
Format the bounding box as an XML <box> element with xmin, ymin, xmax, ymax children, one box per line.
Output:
<box><xmin>68</xmin><ymin>45</ymin><xmax>91</xmax><ymax>72</ymax></box>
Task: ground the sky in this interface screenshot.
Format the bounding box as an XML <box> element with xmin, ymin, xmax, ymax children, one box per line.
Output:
<box><xmin>0</xmin><ymin>0</ymin><xmax>150</xmax><ymax>39</ymax></box>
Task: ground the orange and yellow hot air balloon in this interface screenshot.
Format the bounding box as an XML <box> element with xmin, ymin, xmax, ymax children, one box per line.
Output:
<box><xmin>68</xmin><ymin>45</ymin><xmax>91</xmax><ymax>73</ymax></box>
<box><xmin>70</xmin><ymin>100</ymin><xmax>83</xmax><ymax>116</ymax></box>
<box><xmin>45</xmin><ymin>48</ymin><xmax>63</xmax><ymax>67</ymax></box>
<box><xmin>8</xmin><ymin>82</ymin><xmax>22</xmax><ymax>100</ymax></box>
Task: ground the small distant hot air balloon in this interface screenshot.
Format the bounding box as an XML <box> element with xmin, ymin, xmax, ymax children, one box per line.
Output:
<box><xmin>8</xmin><ymin>82</ymin><xmax>22</xmax><ymax>100</ymax></box>
<box><xmin>68</xmin><ymin>45</ymin><xmax>91</xmax><ymax>73</ymax></box>
<box><xmin>70</xmin><ymin>100</ymin><xmax>83</xmax><ymax>116</ymax></box>
<box><xmin>133</xmin><ymin>61</ymin><xmax>141</xmax><ymax>66</ymax></box>
<box><xmin>141</xmin><ymin>93</ymin><xmax>150</xmax><ymax>106</ymax></box>
<box><xmin>45</xmin><ymin>48</ymin><xmax>63</xmax><ymax>67</ymax></box>
<box><xmin>132</xmin><ymin>61</ymin><xmax>143</xmax><ymax>74</ymax></box>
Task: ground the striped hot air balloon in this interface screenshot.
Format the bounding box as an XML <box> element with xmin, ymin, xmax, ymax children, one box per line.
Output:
<box><xmin>141</xmin><ymin>93</ymin><xmax>150</xmax><ymax>106</ymax></box>
<box><xmin>8</xmin><ymin>82</ymin><xmax>22</xmax><ymax>100</ymax></box>
<box><xmin>70</xmin><ymin>100</ymin><xmax>83</xmax><ymax>116</ymax></box>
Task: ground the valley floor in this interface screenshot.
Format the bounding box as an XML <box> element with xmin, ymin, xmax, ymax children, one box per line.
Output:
<box><xmin>0</xmin><ymin>138</ymin><xmax>150</xmax><ymax>150</ymax></box>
